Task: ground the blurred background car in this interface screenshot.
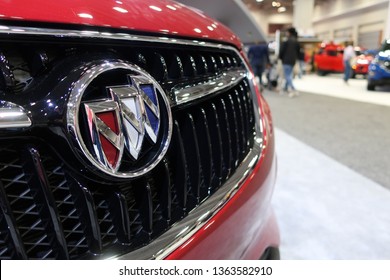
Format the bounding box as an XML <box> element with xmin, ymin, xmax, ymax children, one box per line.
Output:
<box><xmin>314</xmin><ymin>42</ymin><xmax>344</xmax><ymax>76</ymax></box>
<box><xmin>350</xmin><ymin>48</ymin><xmax>374</xmax><ymax>78</ymax></box>
<box><xmin>367</xmin><ymin>39</ymin><xmax>390</xmax><ymax>91</ymax></box>
<box><xmin>314</xmin><ymin>43</ymin><xmax>371</xmax><ymax>79</ymax></box>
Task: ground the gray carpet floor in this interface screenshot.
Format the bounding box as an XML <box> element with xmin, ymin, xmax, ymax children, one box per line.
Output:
<box><xmin>263</xmin><ymin>88</ymin><xmax>390</xmax><ymax>190</ymax></box>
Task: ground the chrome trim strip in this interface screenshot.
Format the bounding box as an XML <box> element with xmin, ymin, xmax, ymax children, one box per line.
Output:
<box><xmin>0</xmin><ymin>24</ymin><xmax>264</xmax><ymax>259</ymax></box>
<box><xmin>0</xmin><ymin>101</ymin><xmax>31</xmax><ymax>128</ymax></box>
<box><xmin>0</xmin><ymin>26</ymin><xmax>248</xmax><ymax>106</ymax></box>
<box><xmin>173</xmin><ymin>69</ymin><xmax>247</xmax><ymax>106</ymax></box>
<box><xmin>0</xmin><ymin>25</ymin><xmax>228</xmax><ymax>49</ymax></box>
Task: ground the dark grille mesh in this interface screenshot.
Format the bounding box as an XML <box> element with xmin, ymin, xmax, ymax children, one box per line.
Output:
<box><xmin>0</xmin><ymin>146</ymin><xmax>56</xmax><ymax>259</ymax></box>
<box><xmin>0</xmin><ymin>37</ymin><xmax>257</xmax><ymax>259</ymax></box>
<box><xmin>41</xmin><ymin>153</ymin><xmax>89</xmax><ymax>258</ymax></box>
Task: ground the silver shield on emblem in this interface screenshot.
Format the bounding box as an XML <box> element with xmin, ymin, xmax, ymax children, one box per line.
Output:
<box><xmin>67</xmin><ymin>60</ymin><xmax>172</xmax><ymax>178</ymax></box>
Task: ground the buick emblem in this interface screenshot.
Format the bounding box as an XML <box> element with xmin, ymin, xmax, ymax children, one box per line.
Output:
<box><xmin>67</xmin><ymin>60</ymin><xmax>172</xmax><ymax>178</ymax></box>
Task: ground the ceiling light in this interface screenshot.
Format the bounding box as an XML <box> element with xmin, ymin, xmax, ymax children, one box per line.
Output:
<box><xmin>278</xmin><ymin>6</ymin><xmax>286</xmax><ymax>12</ymax></box>
<box><xmin>272</xmin><ymin>1</ymin><xmax>281</xmax><ymax>7</ymax></box>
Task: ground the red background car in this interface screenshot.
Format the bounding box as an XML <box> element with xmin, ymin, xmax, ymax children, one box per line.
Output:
<box><xmin>314</xmin><ymin>42</ymin><xmax>371</xmax><ymax>77</ymax></box>
<box><xmin>314</xmin><ymin>42</ymin><xmax>344</xmax><ymax>75</ymax></box>
<box><xmin>350</xmin><ymin>50</ymin><xmax>374</xmax><ymax>78</ymax></box>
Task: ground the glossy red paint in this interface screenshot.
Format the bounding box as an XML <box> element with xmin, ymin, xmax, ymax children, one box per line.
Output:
<box><xmin>96</xmin><ymin>112</ymin><xmax>120</xmax><ymax>169</ymax></box>
<box><xmin>166</xmin><ymin>92</ymin><xmax>279</xmax><ymax>259</ymax></box>
<box><xmin>0</xmin><ymin>0</ymin><xmax>241</xmax><ymax>48</ymax></box>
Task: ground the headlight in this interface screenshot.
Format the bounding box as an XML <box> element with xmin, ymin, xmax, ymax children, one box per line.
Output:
<box><xmin>378</xmin><ymin>60</ymin><xmax>390</xmax><ymax>68</ymax></box>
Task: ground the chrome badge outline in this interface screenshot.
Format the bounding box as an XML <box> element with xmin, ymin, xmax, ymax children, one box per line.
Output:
<box><xmin>67</xmin><ymin>60</ymin><xmax>172</xmax><ymax>178</ymax></box>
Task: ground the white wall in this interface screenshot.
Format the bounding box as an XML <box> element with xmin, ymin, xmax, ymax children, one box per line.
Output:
<box><xmin>312</xmin><ymin>0</ymin><xmax>388</xmax><ymax>47</ymax></box>
<box><xmin>313</xmin><ymin>0</ymin><xmax>385</xmax><ymax>18</ymax></box>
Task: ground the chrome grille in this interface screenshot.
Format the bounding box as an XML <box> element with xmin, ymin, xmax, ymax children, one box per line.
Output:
<box><xmin>0</xmin><ymin>27</ymin><xmax>260</xmax><ymax>259</ymax></box>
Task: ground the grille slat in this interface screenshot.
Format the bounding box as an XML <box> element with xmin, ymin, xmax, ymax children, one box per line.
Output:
<box><xmin>232</xmin><ymin>90</ymin><xmax>246</xmax><ymax>157</ymax></box>
<box><xmin>216</xmin><ymin>98</ymin><xmax>233</xmax><ymax>180</ymax></box>
<box><xmin>242</xmin><ymin>80</ymin><xmax>255</xmax><ymax>125</ymax></box>
<box><xmin>107</xmin><ymin>192</ymin><xmax>131</xmax><ymax>244</ymax></box>
<box><xmin>225</xmin><ymin>95</ymin><xmax>240</xmax><ymax>168</ymax></box>
<box><xmin>167</xmin><ymin>54</ymin><xmax>184</xmax><ymax>79</ymax></box>
<box><xmin>237</xmin><ymin>84</ymin><xmax>250</xmax><ymax>146</ymax></box>
<box><xmin>205</xmin><ymin>103</ymin><xmax>223</xmax><ymax>187</ymax></box>
<box><xmin>193</xmin><ymin>108</ymin><xmax>213</xmax><ymax>195</ymax></box>
<box><xmin>180</xmin><ymin>114</ymin><xmax>201</xmax><ymax>204</ymax></box>
<box><xmin>182</xmin><ymin>54</ymin><xmax>197</xmax><ymax>77</ymax></box>
<box><xmin>154</xmin><ymin>160</ymin><xmax>172</xmax><ymax>224</ymax></box>
<box><xmin>206</xmin><ymin>55</ymin><xmax>218</xmax><ymax>73</ymax></box>
<box><xmin>170</xmin><ymin>120</ymin><xmax>188</xmax><ymax>215</ymax></box>
<box><xmin>65</xmin><ymin>176</ymin><xmax>102</xmax><ymax>256</ymax></box>
<box><xmin>194</xmin><ymin>55</ymin><xmax>208</xmax><ymax>75</ymax></box>
<box><xmin>134</xmin><ymin>180</ymin><xmax>153</xmax><ymax>235</ymax></box>
<box><xmin>23</xmin><ymin>147</ymin><xmax>69</xmax><ymax>259</ymax></box>
<box><xmin>0</xmin><ymin>180</ymin><xmax>28</xmax><ymax>259</ymax></box>
<box><xmin>93</xmin><ymin>192</ymin><xmax>117</xmax><ymax>248</ymax></box>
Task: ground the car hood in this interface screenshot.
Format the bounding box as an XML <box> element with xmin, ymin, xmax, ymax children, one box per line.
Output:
<box><xmin>0</xmin><ymin>0</ymin><xmax>241</xmax><ymax>48</ymax></box>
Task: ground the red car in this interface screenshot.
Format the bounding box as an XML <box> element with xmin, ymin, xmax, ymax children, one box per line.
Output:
<box><xmin>314</xmin><ymin>43</ymin><xmax>371</xmax><ymax>77</ymax></box>
<box><xmin>350</xmin><ymin>51</ymin><xmax>373</xmax><ymax>78</ymax></box>
<box><xmin>314</xmin><ymin>42</ymin><xmax>344</xmax><ymax>75</ymax></box>
<box><xmin>0</xmin><ymin>0</ymin><xmax>279</xmax><ymax>259</ymax></box>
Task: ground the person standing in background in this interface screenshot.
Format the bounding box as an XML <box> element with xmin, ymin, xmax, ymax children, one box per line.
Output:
<box><xmin>248</xmin><ymin>41</ymin><xmax>270</xmax><ymax>90</ymax></box>
<box><xmin>279</xmin><ymin>27</ymin><xmax>300</xmax><ymax>97</ymax></box>
<box><xmin>297</xmin><ymin>44</ymin><xmax>305</xmax><ymax>79</ymax></box>
<box><xmin>343</xmin><ymin>42</ymin><xmax>356</xmax><ymax>84</ymax></box>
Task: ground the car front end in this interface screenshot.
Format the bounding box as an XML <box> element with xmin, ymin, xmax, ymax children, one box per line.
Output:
<box><xmin>351</xmin><ymin>54</ymin><xmax>371</xmax><ymax>77</ymax></box>
<box><xmin>0</xmin><ymin>0</ymin><xmax>279</xmax><ymax>260</ymax></box>
<box><xmin>367</xmin><ymin>44</ymin><xmax>390</xmax><ymax>91</ymax></box>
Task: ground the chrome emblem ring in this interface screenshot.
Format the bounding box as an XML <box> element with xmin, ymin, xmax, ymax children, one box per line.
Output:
<box><xmin>67</xmin><ymin>60</ymin><xmax>172</xmax><ymax>178</ymax></box>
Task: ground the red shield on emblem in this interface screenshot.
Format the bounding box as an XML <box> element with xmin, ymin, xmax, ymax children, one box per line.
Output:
<box><xmin>83</xmin><ymin>99</ymin><xmax>124</xmax><ymax>173</ymax></box>
<box><xmin>96</xmin><ymin>111</ymin><xmax>120</xmax><ymax>169</ymax></box>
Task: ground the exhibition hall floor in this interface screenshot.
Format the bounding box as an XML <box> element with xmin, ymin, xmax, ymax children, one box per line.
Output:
<box><xmin>264</xmin><ymin>74</ymin><xmax>390</xmax><ymax>259</ymax></box>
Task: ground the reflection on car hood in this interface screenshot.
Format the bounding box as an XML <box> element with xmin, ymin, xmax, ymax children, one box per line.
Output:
<box><xmin>0</xmin><ymin>0</ymin><xmax>241</xmax><ymax>48</ymax></box>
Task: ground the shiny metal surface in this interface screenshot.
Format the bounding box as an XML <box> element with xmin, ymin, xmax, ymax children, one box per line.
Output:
<box><xmin>0</xmin><ymin>25</ymin><xmax>229</xmax><ymax>50</ymax></box>
<box><xmin>0</xmin><ymin>101</ymin><xmax>32</xmax><ymax>128</ymax></box>
<box><xmin>173</xmin><ymin>69</ymin><xmax>247</xmax><ymax>106</ymax></box>
<box><xmin>67</xmin><ymin>61</ymin><xmax>172</xmax><ymax>179</ymax></box>
<box><xmin>83</xmin><ymin>98</ymin><xmax>124</xmax><ymax>172</ymax></box>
